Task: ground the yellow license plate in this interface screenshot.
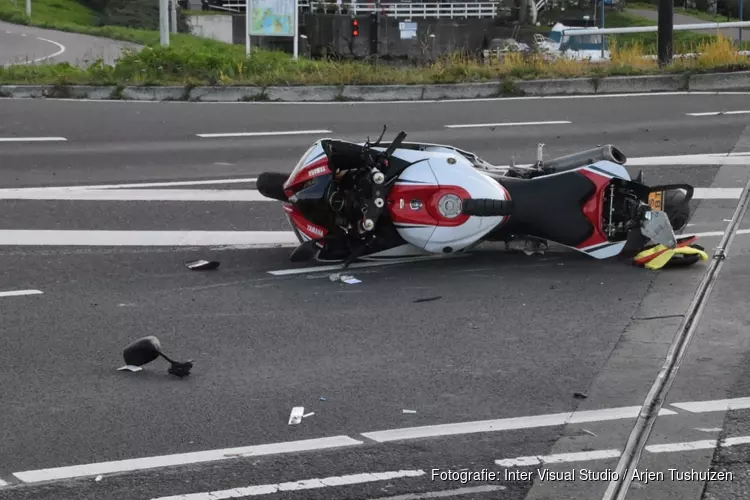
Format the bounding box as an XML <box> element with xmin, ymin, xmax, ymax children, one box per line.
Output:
<box><xmin>648</xmin><ymin>191</ymin><xmax>664</xmax><ymax>211</ymax></box>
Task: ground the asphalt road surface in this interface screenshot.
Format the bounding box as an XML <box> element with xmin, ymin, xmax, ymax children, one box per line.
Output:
<box><xmin>0</xmin><ymin>20</ymin><xmax>140</xmax><ymax>67</ymax></box>
<box><xmin>1</xmin><ymin>92</ymin><xmax>750</xmax><ymax>500</ymax></box>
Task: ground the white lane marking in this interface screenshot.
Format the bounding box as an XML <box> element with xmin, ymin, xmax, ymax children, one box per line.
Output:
<box><xmin>29</xmin><ymin>37</ymin><xmax>66</xmax><ymax>64</ymax></box>
<box><xmin>694</xmin><ymin>187</ymin><xmax>743</xmax><ymax>199</ymax></box>
<box><xmin>0</xmin><ymin>289</ymin><xmax>43</xmax><ymax>298</ymax></box>
<box><xmin>267</xmin><ymin>255</ymin><xmax>468</xmax><ymax>276</ymax></box>
<box><xmin>10</xmin><ymin>178</ymin><xmax>260</xmax><ymax>191</ymax></box>
<box><xmin>197</xmin><ymin>130</ymin><xmax>332</xmax><ymax>138</ymax></box>
<box><xmin>688</xmin><ymin>110</ymin><xmax>750</xmax><ymax>116</ymax></box>
<box><xmin>0</xmin><ymin>189</ymin><xmax>270</xmax><ymax>201</ymax></box>
<box><xmin>12</xmin><ymin>436</ymin><xmax>363</xmax><ymax>483</ymax></box>
<box><xmin>367</xmin><ymin>485</ymin><xmax>507</xmax><ymax>499</ymax></box>
<box><xmin>0</xmin><ymin>230</ymin><xmax>300</xmax><ymax>247</ymax></box>
<box><xmin>445</xmin><ymin>121</ymin><xmax>571</xmax><ymax>128</ymax></box>
<box><xmin>672</xmin><ymin>396</ymin><xmax>750</xmax><ymax>413</ymax></box>
<box><xmin>0</xmin><ymin>137</ymin><xmax>67</xmax><ymax>142</ymax></box>
<box><xmin>496</xmin><ymin>437</ymin><xmax>750</xmax><ymax>468</ymax></box>
<box><xmin>0</xmin><ymin>188</ymin><xmax>724</xmax><ymax>202</ymax></box>
<box><xmin>625</xmin><ymin>154</ymin><xmax>750</xmax><ymax>166</ymax></box>
<box><xmin>150</xmin><ymin>470</ymin><xmax>426</xmax><ymax>500</ymax></box>
<box><xmin>496</xmin><ymin>449</ymin><xmax>622</xmax><ymax>467</ymax></box>
<box><xmin>695</xmin><ymin>428</ymin><xmax>723</xmax><ymax>432</ymax></box>
<box><xmin>17</xmin><ymin>91</ymin><xmax>750</xmax><ymax>105</ymax></box>
<box><xmin>361</xmin><ymin>406</ymin><xmax>678</xmax><ymax>443</ymax></box>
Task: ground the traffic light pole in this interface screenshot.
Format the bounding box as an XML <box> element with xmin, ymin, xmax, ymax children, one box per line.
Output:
<box><xmin>657</xmin><ymin>0</ymin><xmax>673</xmax><ymax>66</ymax></box>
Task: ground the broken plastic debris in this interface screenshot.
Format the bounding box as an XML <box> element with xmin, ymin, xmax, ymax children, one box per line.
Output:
<box><xmin>329</xmin><ymin>273</ymin><xmax>341</xmax><ymax>282</ymax></box>
<box><xmin>302</xmin><ymin>412</ymin><xmax>315</xmax><ymax>418</ymax></box>
<box><xmin>320</xmin><ymin>396</ymin><xmax>328</xmax><ymax>401</ymax></box>
<box><xmin>117</xmin><ymin>365</ymin><xmax>143</xmax><ymax>372</ymax></box>
<box><xmin>402</xmin><ymin>409</ymin><xmax>417</xmax><ymax>414</ymax></box>
<box><xmin>288</xmin><ymin>406</ymin><xmax>304</xmax><ymax>425</ymax></box>
<box><xmin>95</xmin><ymin>475</ymin><xmax>103</xmax><ymax>482</ymax></box>
<box><xmin>574</xmin><ymin>392</ymin><xmax>588</xmax><ymax>399</ymax></box>
<box><xmin>330</xmin><ymin>273</ymin><xmax>360</xmax><ymax>284</ymax></box>
<box><xmin>582</xmin><ymin>429</ymin><xmax>597</xmax><ymax>437</ymax></box>
<box><xmin>185</xmin><ymin>260</ymin><xmax>220</xmax><ymax>271</ymax></box>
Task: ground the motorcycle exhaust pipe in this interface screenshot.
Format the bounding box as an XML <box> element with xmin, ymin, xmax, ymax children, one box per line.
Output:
<box><xmin>543</xmin><ymin>145</ymin><xmax>627</xmax><ymax>173</ymax></box>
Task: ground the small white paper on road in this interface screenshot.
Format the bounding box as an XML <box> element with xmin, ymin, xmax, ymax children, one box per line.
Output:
<box><xmin>117</xmin><ymin>365</ymin><xmax>143</xmax><ymax>372</ymax></box>
<box><xmin>288</xmin><ymin>407</ymin><xmax>305</xmax><ymax>425</ymax></box>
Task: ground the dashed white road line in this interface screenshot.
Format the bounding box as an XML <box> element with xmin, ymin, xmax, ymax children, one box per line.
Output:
<box><xmin>0</xmin><ymin>289</ymin><xmax>43</xmax><ymax>298</ymax></box>
<box><xmin>445</xmin><ymin>121</ymin><xmax>572</xmax><ymax>129</ymax></box>
<box><xmin>12</xmin><ymin>436</ymin><xmax>363</xmax><ymax>484</ymax></box>
<box><xmin>10</xmin><ymin>396</ymin><xmax>750</xmax><ymax>485</ymax></box>
<box><xmin>672</xmin><ymin>396</ymin><xmax>750</xmax><ymax>413</ymax></box>
<box><xmin>361</xmin><ymin>406</ymin><xmax>678</xmax><ymax>443</ymax></box>
<box><xmin>687</xmin><ymin>110</ymin><xmax>750</xmax><ymax>117</ymax></box>
<box><xmin>0</xmin><ymin>230</ymin><xmax>300</xmax><ymax>247</ymax></box>
<box><xmin>0</xmin><ymin>137</ymin><xmax>67</xmax><ymax>142</ymax></box>
<box><xmin>151</xmin><ymin>470</ymin><xmax>425</xmax><ymax>500</ymax></box>
<box><xmin>197</xmin><ymin>130</ymin><xmax>332</xmax><ymax>138</ymax></box>
<box><xmin>0</xmin><ymin>188</ymin><xmax>269</xmax><ymax>202</ymax></box>
<box><xmin>366</xmin><ymin>486</ymin><xmax>506</xmax><ymax>500</ymax></box>
<box><xmin>496</xmin><ymin>449</ymin><xmax>622</xmax><ymax>467</ymax></box>
<box><xmin>496</xmin><ymin>436</ymin><xmax>750</xmax><ymax>467</ymax></box>
<box><xmin>12</xmin><ymin>178</ymin><xmax>259</xmax><ymax>191</ymax></box>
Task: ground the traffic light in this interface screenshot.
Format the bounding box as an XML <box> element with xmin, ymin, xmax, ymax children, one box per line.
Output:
<box><xmin>351</xmin><ymin>19</ymin><xmax>359</xmax><ymax>37</ymax></box>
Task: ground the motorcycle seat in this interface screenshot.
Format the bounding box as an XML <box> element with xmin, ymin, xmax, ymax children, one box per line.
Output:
<box><xmin>498</xmin><ymin>172</ymin><xmax>597</xmax><ymax>247</ymax></box>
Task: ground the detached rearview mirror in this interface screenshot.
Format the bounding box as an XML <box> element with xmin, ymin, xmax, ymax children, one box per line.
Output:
<box><xmin>121</xmin><ymin>336</ymin><xmax>194</xmax><ymax>378</ymax></box>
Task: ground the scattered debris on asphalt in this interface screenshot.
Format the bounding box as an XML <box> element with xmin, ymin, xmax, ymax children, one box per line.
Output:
<box><xmin>119</xmin><ymin>336</ymin><xmax>194</xmax><ymax>378</ymax></box>
<box><xmin>402</xmin><ymin>409</ymin><xmax>417</xmax><ymax>414</ymax></box>
<box><xmin>320</xmin><ymin>396</ymin><xmax>328</xmax><ymax>401</ymax></box>
<box><xmin>303</xmin><ymin>412</ymin><xmax>315</xmax><ymax>419</ymax></box>
<box><xmin>582</xmin><ymin>429</ymin><xmax>597</xmax><ymax>437</ymax></box>
<box><xmin>413</xmin><ymin>296</ymin><xmax>442</xmax><ymax>303</ymax></box>
<box><xmin>288</xmin><ymin>407</ymin><xmax>305</xmax><ymax>425</ymax></box>
<box><xmin>185</xmin><ymin>260</ymin><xmax>220</xmax><ymax>271</ymax></box>
<box><xmin>573</xmin><ymin>392</ymin><xmax>588</xmax><ymax>399</ymax></box>
<box><xmin>95</xmin><ymin>475</ymin><xmax>103</xmax><ymax>482</ymax></box>
<box><xmin>329</xmin><ymin>273</ymin><xmax>361</xmax><ymax>284</ymax></box>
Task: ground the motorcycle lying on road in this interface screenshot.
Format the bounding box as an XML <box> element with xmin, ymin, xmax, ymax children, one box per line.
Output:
<box><xmin>257</xmin><ymin>127</ymin><xmax>708</xmax><ymax>270</ymax></box>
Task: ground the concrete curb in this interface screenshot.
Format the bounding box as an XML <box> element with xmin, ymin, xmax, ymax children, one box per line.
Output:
<box><xmin>1</xmin><ymin>71</ymin><xmax>748</xmax><ymax>102</ymax></box>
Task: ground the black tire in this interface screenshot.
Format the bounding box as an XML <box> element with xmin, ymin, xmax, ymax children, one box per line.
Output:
<box><xmin>256</xmin><ymin>172</ymin><xmax>289</xmax><ymax>202</ymax></box>
<box><xmin>663</xmin><ymin>189</ymin><xmax>691</xmax><ymax>232</ymax></box>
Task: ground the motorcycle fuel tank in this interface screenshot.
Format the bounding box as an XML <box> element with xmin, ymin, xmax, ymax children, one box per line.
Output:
<box><xmin>386</xmin><ymin>151</ymin><xmax>509</xmax><ymax>253</ymax></box>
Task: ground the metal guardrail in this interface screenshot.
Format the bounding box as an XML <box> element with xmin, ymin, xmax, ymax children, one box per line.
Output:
<box><xmin>220</xmin><ymin>0</ymin><xmax>502</xmax><ymax>18</ymax></box>
<box><xmin>563</xmin><ymin>21</ymin><xmax>750</xmax><ymax>36</ymax></box>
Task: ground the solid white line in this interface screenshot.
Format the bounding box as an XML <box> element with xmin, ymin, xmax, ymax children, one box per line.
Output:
<box><xmin>12</xmin><ymin>178</ymin><xmax>260</xmax><ymax>191</ymax></box>
<box><xmin>0</xmin><ymin>137</ymin><xmax>67</xmax><ymax>142</ymax></box>
<box><xmin>0</xmin><ymin>188</ymin><xmax>271</xmax><ymax>201</ymax></box>
<box><xmin>13</xmin><ymin>436</ymin><xmax>363</xmax><ymax>483</ymax></box>
<box><xmin>0</xmin><ymin>230</ymin><xmax>300</xmax><ymax>247</ymax></box>
<box><xmin>367</xmin><ymin>485</ymin><xmax>507</xmax><ymax>499</ymax></box>
<box><xmin>695</xmin><ymin>427</ymin><xmax>723</xmax><ymax>432</ymax></box>
<box><xmin>625</xmin><ymin>154</ymin><xmax>750</xmax><ymax>166</ymax></box>
<box><xmin>4</xmin><ymin>91</ymin><xmax>750</xmax><ymax>106</ymax></box>
<box><xmin>0</xmin><ymin>289</ymin><xmax>43</xmax><ymax>298</ymax></box>
<box><xmin>496</xmin><ymin>449</ymin><xmax>622</xmax><ymax>467</ymax></box>
<box><xmin>197</xmin><ymin>129</ymin><xmax>332</xmax><ymax>138</ymax></box>
<box><xmin>445</xmin><ymin>121</ymin><xmax>571</xmax><ymax>129</ymax></box>
<box><xmin>672</xmin><ymin>396</ymin><xmax>750</xmax><ymax>413</ymax></box>
<box><xmin>360</xmin><ymin>406</ymin><xmax>678</xmax><ymax>443</ymax></box>
<box><xmin>151</xmin><ymin>470</ymin><xmax>426</xmax><ymax>500</ymax></box>
<box><xmin>688</xmin><ymin>110</ymin><xmax>750</xmax><ymax>116</ymax></box>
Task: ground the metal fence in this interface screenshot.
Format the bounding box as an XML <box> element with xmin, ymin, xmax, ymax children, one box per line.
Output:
<box><xmin>219</xmin><ymin>0</ymin><xmax>504</xmax><ymax>18</ymax></box>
